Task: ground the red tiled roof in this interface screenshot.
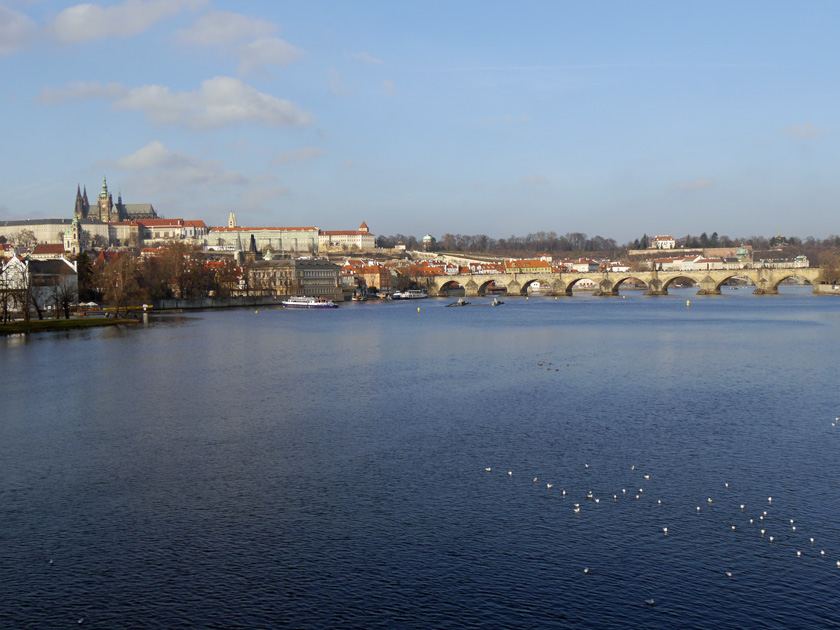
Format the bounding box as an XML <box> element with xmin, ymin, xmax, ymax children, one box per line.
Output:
<box><xmin>32</xmin><ymin>243</ymin><xmax>66</xmax><ymax>255</ymax></box>
<box><xmin>209</xmin><ymin>226</ymin><xmax>318</xmax><ymax>232</ymax></box>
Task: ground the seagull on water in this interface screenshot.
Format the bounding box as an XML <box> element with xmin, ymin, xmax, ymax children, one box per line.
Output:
<box><xmin>584</xmin><ymin>567</ymin><xmax>590</xmax><ymax>573</ymax></box>
<box><xmin>663</xmin><ymin>527</ymin><xmax>668</xmax><ymax>534</ymax></box>
<box><xmin>725</xmin><ymin>571</ymin><xmax>732</xmax><ymax>578</ymax></box>
<box><xmin>740</xmin><ymin>504</ymin><xmax>745</xmax><ymax>510</ymax></box>
<box><xmin>547</xmin><ymin>483</ymin><xmax>553</xmax><ymax>489</ymax></box>
<box><xmin>645</xmin><ymin>599</ymin><xmax>655</xmax><ymax>606</ymax></box>
<box><xmin>485</xmin><ymin>467</ymin><xmax>492</xmax><ymax>472</ymax></box>
<box><xmin>644</xmin><ymin>474</ymin><xmax>650</xmax><ymax>480</ymax></box>
<box><xmin>508</xmin><ymin>471</ymin><xmax>512</xmax><ymax>476</ymax></box>
<box><xmin>768</xmin><ymin>497</ymin><xmax>772</xmax><ymax>503</ymax></box>
<box><xmin>769</xmin><ymin>536</ymin><xmax>774</xmax><ymax>542</ymax></box>
<box><xmin>533</xmin><ymin>477</ymin><xmax>538</xmax><ymax>482</ymax></box>
<box><xmin>797</xmin><ymin>551</ymin><xmax>801</xmax><ymax>557</ymax></box>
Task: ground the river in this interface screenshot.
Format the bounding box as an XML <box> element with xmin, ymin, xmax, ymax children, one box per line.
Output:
<box><xmin>2</xmin><ymin>287</ymin><xmax>839</xmax><ymax>629</ymax></box>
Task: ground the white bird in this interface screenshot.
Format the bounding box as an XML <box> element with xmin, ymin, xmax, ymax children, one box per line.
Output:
<box><xmin>768</xmin><ymin>497</ymin><xmax>772</xmax><ymax>503</ymax></box>
<box><xmin>631</xmin><ymin>465</ymin><xmax>635</xmax><ymax>470</ymax></box>
<box><xmin>533</xmin><ymin>477</ymin><xmax>538</xmax><ymax>482</ymax></box>
<box><xmin>622</xmin><ymin>489</ymin><xmax>627</xmax><ymax>494</ymax></box>
<box><xmin>595</xmin><ymin>498</ymin><xmax>600</xmax><ymax>504</ymax></box>
<box><xmin>740</xmin><ymin>504</ymin><xmax>745</xmax><ymax>510</ymax></box>
<box><xmin>837</xmin><ymin>560</ymin><xmax>840</xmax><ymax>568</ymax></box>
<box><xmin>639</xmin><ymin>488</ymin><xmax>644</xmax><ymax>493</ymax></box>
<box><xmin>663</xmin><ymin>527</ymin><xmax>668</xmax><ymax>534</ymax></box>
<box><xmin>657</xmin><ymin>499</ymin><xmax>662</xmax><ymax>505</ymax></box>
<box><xmin>760</xmin><ymin>516</ymin><xmax>764</xmax><ymax>521</ymax></box>
<box><xmin>562</xmin><ymin>489</ymin><xmax>567</xmax><ymax>496</ymax></box>
<box><xmin>508</xmin><ymin>471</ymin><xmax>512</xmax><ymax>476</ymax></box>
<box><xmin>485</xmin><ymin>467</ymin><xmax>492</xmax><ymax>472</ymax></box>
<box><xmin>547</xmin><ymin>483</ymin><xmax>553</xmax><ymax>489</ymax></box>
<box><xmin>725</xmin><ymin>482</ymin><xmax>729</xmax><ymax>488</ymax></box>
<box><xmin>821</xmin><ymin>550</ymin><xmax>825</xmax><ymax>556</ymax></box>
<box><xmin>769</xmin><ymin>536</ymin><xmax>774</xmax><ymax>542</ymax></box>
<box><xmin>584</xmin><ymin>567</ymin><xmax>590</xmax><ymax>573</ymax></box>
<box><xmin>644</xmin><ymin>474</ymin><xmax>650</xmax><ymax>480</ymax></box>
<box><xmin>707</xmin><ymin>497</ymin><xmax>713</xmax><ymax>504</ymax></box>
<box><xmin>585</xmin><ymin>464</ymin><xmax>589</xmax><ymax>469</ymax></box>
<box><xmin>49</xmin><ymin>560</ymin><xmax>53</xmax><ymax>566</ymax></box>
<box><xmin>614</xmin><ymin>494</ymin><xmax>617</xmax><ymax>500</ymax></box>
<box><xmin>587</xmin><ymin>490</ymin><xmax>594</xmax><ymax>499</ymax></box>
<box><xmin>764</xmin><ymin>511</ymin><xmax>768</xmax><ymax>516</ymax></box>
<box><xmin>645</xmin><ymin>599</ymin><xmax>655</xmax><ymax>606</ymax></box>
<box><xmin>790</xmin><ymin>519</ymin><xmax>794</xmax><ymax>524</ymax></box>
<box><xmin>732</xmin><ymin>525</ymin><xmax>736</xmax><ymax>530</ymax></box>
<box><xmin>635</xmin><ymin>495</ymin><xmax>640</xmax><ymax>499</ymax></box>
<box><xmin>792</xmin><ymin>526</ymin><xmax>796</xmax><ymax>532</ymax></box>
<box><xmin>574</xmin><ymin>507</ymin><xmax>580</xmax><ymax>514</ymax></box>
<box><xmin>797</xmin><ymin>551</ymin><xmax>801</xmax><ymax>557</ymax></box>
<box><xmin>761</xmin><ymin>529</ymin><xmax>765</xmax><ymax>536</ymax></box>
<box><xmin>697</xmin><ymin>507</ymin><xmax>701</xmax><ymax>512</ymax></box>
<box><xmin>749</xmin><ymin>519</ymin><xmax>754</xmax><ymax>524</ymax></box>
<box><xmin>725</xmin><ymin>571</ymin><xmax>732</xmax><ymax>578</ymax></box>
<box><xmin>810</xmin><ymin>537</ymin><xmax>815</xmax><ymax>543</ymax></box>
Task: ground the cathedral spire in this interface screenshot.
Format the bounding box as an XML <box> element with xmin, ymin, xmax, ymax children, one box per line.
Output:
<box><xmin>99</xmin><ymin>175</ymin><xmax>109</xmax><ymax>199</ymax></box>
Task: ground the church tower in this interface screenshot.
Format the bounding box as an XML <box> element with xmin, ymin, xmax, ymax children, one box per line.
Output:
<box><xmin>228</xmin><ymin>211</ymin><xmax>237</xmax><ymax>228</ymax></box>
<box><xmin>74</xmin><ymin>185</ymin><xmax>86</xmax><ymax>219</ymax></box>
<box><xmin>97</xmin><ymin>176</ymin><xmax>113</xmax><ymax>222</ymax></box>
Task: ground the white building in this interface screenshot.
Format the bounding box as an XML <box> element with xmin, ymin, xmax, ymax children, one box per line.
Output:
<box><xmin>319</xmin><ymin>222</ymin><xmax>376</xmax><ymax>251</ymax></box>
<box><xmin>652</xmin><ymin>235</ymin><xmax>676</xmax><ymax>249</ymax></box>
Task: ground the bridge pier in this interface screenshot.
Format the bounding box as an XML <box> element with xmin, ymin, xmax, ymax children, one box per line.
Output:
<box><xmin>643</xmin><ymin>277</ymin><xmax>667</xmax><ymax>296</ymax></box>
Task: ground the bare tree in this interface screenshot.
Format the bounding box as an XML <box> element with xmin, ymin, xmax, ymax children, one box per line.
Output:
<box><xmin>97</xmin><ymin>254</ymin><xmax>143</xmax><ymax>317</ymax></box>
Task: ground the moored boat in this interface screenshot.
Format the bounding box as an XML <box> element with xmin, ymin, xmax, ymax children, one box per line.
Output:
<box><xmin>282</xmin><ymin>296</ymin><xmax>339</xmax><ymax>309</ymax></box>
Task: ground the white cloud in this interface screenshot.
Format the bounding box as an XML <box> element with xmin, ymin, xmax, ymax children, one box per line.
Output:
<box><xmin>328</xmin><ymin>68</ymin><xmax>347</xmax><ymax>95</ymax></box>
<box><xmin>36</xmin><ymin>81</ymin><xmax>127</xmax><ymax>104</ymax></box>
<box><xmin>51</xmin><ymin>0</ymin><xmax>206</xmax><ymax>43</ymax></box>
<box><xmin>106</xmin><ymin>140</ymin><xmax>249</xmax><ymax>193</ymax></box>
<box><xmin>382</xmin><ymin>79</ymin><xmax>396</xmax><ymax>96</ymax></box>
<box><xmin>0</xmin><ymin>5</ymin><xmax>35</xmax><ymax>55</ymax></box>
<box><xmin>174</xmin><ymin>11</ymin><xmax>275</xmax><ymax>46</ymax></box>
<box><xmin>781</xmin><ymin>122</ymin><xmax>828</xmax><ymax>139</ymax></box>
<box><xmin>272</xmin><ymin>147</ymin><xmax>325</xmax><ymax>164</ymax></box>
<box><xmin>349</xmin><ymin>51</ymin><xmax>384</xmax><ymax>65</ymax></box>
<box><xmin>521</xmin><ymin>174</ymin><xmax>548</xmax><ymax>185</ymax></box>
<box><xmin>671</xmin><ymin>178</ymin><xmax>713</xmax><ymax>191</ymax></box>
<box><xmin>113</xmin><ymin>76</ymin><xmax>314</xmax><ymax>129</ymax></box>
<box><xmin>237</xmin><ymin>37</ymin><xmax>303</xmax><ymax>74</ymax></box>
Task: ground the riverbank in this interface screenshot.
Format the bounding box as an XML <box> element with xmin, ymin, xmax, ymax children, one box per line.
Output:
<box><xmin>0</xmin><ymin>317</ymin><xmax>137</xmax><ymax>335</ymax></box>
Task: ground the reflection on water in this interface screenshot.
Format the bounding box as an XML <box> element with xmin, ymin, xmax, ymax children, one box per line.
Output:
<box><xmin>1</xmin><ymin>288</ymin><xmax>839</xmax><ymax>629</ymax></box>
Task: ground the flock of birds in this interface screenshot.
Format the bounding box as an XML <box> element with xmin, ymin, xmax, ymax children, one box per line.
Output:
<box><xmin>483</xmin><ymin>419</ymin><xmax>840</xmax><ymax>607</ymax></box>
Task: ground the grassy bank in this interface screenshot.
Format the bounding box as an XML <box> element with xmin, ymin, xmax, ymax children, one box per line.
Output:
<box><xmin>0</xmin><ymin>317</ymin><xmax>137</xmax><ymax>335</ymax></box>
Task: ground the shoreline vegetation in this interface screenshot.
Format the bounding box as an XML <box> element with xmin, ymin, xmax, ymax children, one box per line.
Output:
<box><xmin>0</xmin><ymin>317</ymin><xmax>138</xmax><ymax>336</ymax></box>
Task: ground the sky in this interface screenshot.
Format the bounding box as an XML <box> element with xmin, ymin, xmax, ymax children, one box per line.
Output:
<box><xmin>1</xmin><ymin>1</ymin><xmax>838</xmax><ymax>244</ymax></box>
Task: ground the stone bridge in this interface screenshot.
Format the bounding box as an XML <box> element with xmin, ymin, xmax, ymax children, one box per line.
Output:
<box><xmin>428</xmin><ymin>268</ymin><xmax>824</xmax><ymax>297</ymax></box>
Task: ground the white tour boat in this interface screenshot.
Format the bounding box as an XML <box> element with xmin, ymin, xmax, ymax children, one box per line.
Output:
<box><xmin>281</xmin><ymin>296</ymin><xmax>339</xmax><ymax>309</ymax></box>
<box><xmin>391</xmin><ymin>289</ymin><xmax>428</xmax><ymax>300</ymax></box>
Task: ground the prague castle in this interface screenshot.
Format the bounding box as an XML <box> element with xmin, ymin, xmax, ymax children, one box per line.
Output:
<box><xmin>74</xmin><ymin>176</ymin><xmax>158</xmax><ymax>222</ymax></box>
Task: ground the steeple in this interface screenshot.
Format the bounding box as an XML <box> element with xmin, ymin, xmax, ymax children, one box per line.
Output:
<box><xmin>228</xmin><ymin>211</ymin><xmax>237</xmax><ymax>228</ymax></box>
<box><xmin>83</xmin><ymin>186</ymin><xmax>89</xmax><ymax>204</ymax></box>
<box><xmin>99</xmin><ymin>175</ymin><xmax>109</xmax><ymax>199</ymax></box>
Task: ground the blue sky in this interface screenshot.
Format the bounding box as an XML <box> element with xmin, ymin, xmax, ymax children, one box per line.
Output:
<box><xmin>1</xmin><ymin>1</ymin><xmax>838</xmax><ymax>243</ymax></box>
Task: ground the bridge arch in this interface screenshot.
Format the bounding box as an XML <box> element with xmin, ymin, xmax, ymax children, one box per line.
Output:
<box><xmin>612</xmin><ymin>276</ymin><xmax>649</xmax><ymax>292</ymax></box>
<box><xmin>770</xmin><ymin>273</ymin><xmax>814</xmax><ymax>292</ymax></box>
<box><xmin>661</xmin><ymin>275</ymin><xmax>701</xmax><ymax>292</ymax></box>
<box><xmin>438</xmin><ymin>279</ymin><xmax>465</xmax><ymax>296</ymax></box>
<box><xmin>478</xmin><ymin>278</ymin><xmax>508</xmax><ymax>296</ymax></box>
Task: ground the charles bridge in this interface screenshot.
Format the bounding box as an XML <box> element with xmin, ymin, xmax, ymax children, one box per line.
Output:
<box><xmin>428</xmin><ymin>267</ymin><xmax>824</xmax><ymax>297</ymax></box>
